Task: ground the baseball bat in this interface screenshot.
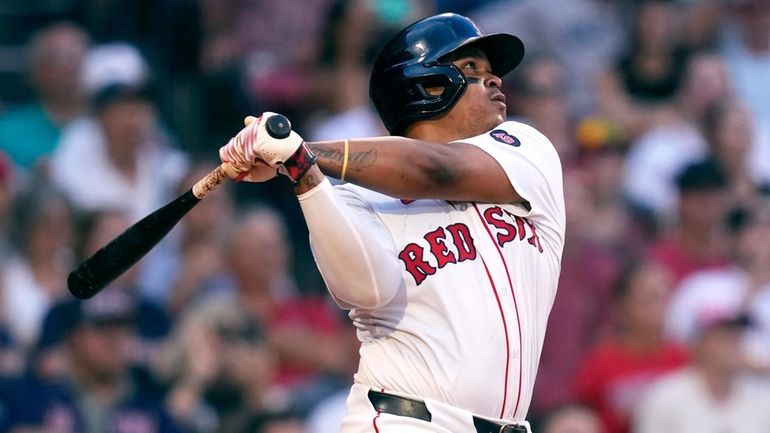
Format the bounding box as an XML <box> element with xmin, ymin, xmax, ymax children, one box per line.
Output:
<box><xmin>67</xmin><ymin>114</ymin><xmax>292</xmax><ymax>299</ymax></box>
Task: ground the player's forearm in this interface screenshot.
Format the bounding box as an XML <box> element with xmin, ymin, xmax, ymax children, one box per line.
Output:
<box><xmin>307</xmin><ymin>137</ymin><xmax>464</xmax><ymax>199</ymax></box>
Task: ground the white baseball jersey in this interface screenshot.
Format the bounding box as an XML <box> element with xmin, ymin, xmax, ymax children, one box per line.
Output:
<box><xmin>328</xmin><ymin>120</ymin><xmax>565</xmax><ymax>422</ymax></box>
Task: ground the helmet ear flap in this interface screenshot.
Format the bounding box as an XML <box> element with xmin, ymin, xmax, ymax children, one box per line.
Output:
<box><xmin>387</xmin><ymin>63</ymin><xmax>467</xmax><ymax>135</ymax></box>
<box><xmin>408</xmin><ymin>74</ymin><xmax>454</xmax><ymax>99</ymax></box>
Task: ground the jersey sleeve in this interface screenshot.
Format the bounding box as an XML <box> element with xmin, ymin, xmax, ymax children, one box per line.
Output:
<box><xmin>459</xmin><ymin>121</ymin><xmax>565</xmax><ymax>235</ymax></box>
<box><xmin>298</xmin><ymin>179</ymin><xmax>403</xmax><ymax>310</ymax></box>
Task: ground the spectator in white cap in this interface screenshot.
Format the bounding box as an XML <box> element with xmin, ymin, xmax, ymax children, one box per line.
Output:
<box><xmin>49</xmin><ymin>42</ymin><xmax>189</xmax><ymax>301</ymax></box>
<box><xmin>665</xmin><ymin>199</ymin><xmax>770</xmax><ymax>373</ymax></box>
<box><xmin>50</xmin><ymin>42</ymin><xmax>188</xmax><ymax>222</ymax></box>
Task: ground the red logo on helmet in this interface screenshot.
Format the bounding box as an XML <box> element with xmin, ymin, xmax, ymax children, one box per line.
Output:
<box><xmin>490</xmin><ymin>129</ymin><xmax>521</xmax><ymax>147</ymax></box>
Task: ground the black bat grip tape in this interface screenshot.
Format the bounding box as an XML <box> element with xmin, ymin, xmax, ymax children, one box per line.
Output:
<box><xmin>265</xmin><ymin>115</ymin><xmax>292</xmax><ymax>139</ymax></box>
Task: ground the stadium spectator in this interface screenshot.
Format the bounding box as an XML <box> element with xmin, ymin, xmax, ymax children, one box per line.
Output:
<box><xmin>3</xmin><ymin>289</ymin><xmax>180</xmax><ymax>433</ymax></box>
<box><xmin>167</xmin><ymin>207</ymin><xmax>352</xmax><ymax>421</ymax></box>
<box><xmin>164</xmin><ymin>163</ymin><xmax>237</xmax><ymax>317</ymax></box>
<box><xmin>48</xmin><ymin>42</ymin><xmax>189</xmax><ymax>301</ymax></box>
<box><xmin>508</xmin><ymin>53</ymin><xmax>576</xmax><ymax>163</ymax></box>
<box><xmin>67</xmin><ymin>211</ymin><xmax>171</xmax><ymax>369</ymax></box>
<box><xmin>49</xmin><ymin>42</ymin><xmax>188</xmax><ymax>221</ymax></box>
<box><xmin>472</xmin><ymin>0</ymin><xmax>625</xmax><ymax>116</ymax></box>
<box><xmin>596</xmin><ymin>0</ymin><xmax>688</xmax><ymax>140</ymax></box>
<box><xmin>623</xmin><ymin>52</ymin><xmax>733</xmax><ymax>222</ymax></box>
<box><xmin>665</xmin><ymin>200</ymin><xmax>770</xmax><ymax>373</ymax></box>
<box><xmin>532</xmin><ymin>170</ymin><xmax>621</xmax><ymax>416</ymax></box>
<box><xmin>721</xmin><ymin>0</ymin><xmax>770</xmax><ymax>137</ymax></box>
<box><xmin>573</xmin><ymin>261</ymin><xmax>688</xmax><ymax>433</ymax></box>
<box><xmin>164</xmin><ymin>296</ymin><xmax>273</xmax><ymax>433</ymax></box>
<box><xmin>633</xmin><ymin>307</ymin><xmax>770</xmax><ymax>433</ymax></box>
<box><xmin>0</xmin><ymin>22</ymin><xmax>89</xmax><ymax>174</ymax></box>
<box><xmin>646</xmin><ymin>159</ymin><xmax>731</xmax><ymax>285</ymax></box>
<box><xmin>701</xmin><ymin>97</ymin><xmax>770</xmax><ymax>208</ymax></box>
<box><xmin>307</xmin><ymin>0</ymin><xmax>389</xmax><ymax>142</ymax></box>
<box><xmin>0</xmin><ymin>181</ymin><xmax>75</xmax><ymax>349</ymax></box>
<box><xmin>573</xmin><ymin>117</ymin><xmax>642</xmax><ymax>250</ymax></box>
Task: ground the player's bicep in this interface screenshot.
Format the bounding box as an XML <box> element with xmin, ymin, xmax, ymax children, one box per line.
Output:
<box><xmin>443</xmin><ymin>141</ymin><xmax>524</xmax><ymax>204</ymax></box>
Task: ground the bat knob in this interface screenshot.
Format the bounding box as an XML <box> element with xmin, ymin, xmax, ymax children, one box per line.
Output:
<box><xmin>266</xmin><ymin>114</ymin><xmax>292</xmax><ymax>139</ymax></box>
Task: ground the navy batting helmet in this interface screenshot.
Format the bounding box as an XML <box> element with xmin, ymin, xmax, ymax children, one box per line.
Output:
<box><xmin>369</xmin><ymin>13</ymin><xmax>524</xmax><ymax>136</ymax></box>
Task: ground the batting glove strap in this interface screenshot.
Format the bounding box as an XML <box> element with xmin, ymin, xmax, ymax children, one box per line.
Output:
<box><xmin>279</xmin><ymin>141</ymin><xmax>316</xmax><ymax>185</ymax></box>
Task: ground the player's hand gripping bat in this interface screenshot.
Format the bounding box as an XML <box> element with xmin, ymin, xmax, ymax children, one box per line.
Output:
<box><xmin>67</xmin><ymin>114</ymin><xmax>292</xmax><ymax>299</ymax></box>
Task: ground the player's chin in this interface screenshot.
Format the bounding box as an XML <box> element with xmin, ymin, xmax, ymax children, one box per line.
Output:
<box><xmin>494</xmin><ymin>101</ymin><xmax>507</xmax><ymax>118</ymax></box>
<box><xmin>485</xmin><ymin>107</ymin><xmax>506</xmax><ymax>129</ymax></box>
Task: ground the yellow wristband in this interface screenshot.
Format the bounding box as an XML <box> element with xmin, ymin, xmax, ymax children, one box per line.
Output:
<box><xmin>340</xmin><ymin>139</ymin><xmax>350</xmax><ymax>181</ymax></box>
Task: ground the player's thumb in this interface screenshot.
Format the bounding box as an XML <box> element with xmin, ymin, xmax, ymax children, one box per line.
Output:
<box><xmin>244</xmin><ymin>115</ymin><xmax>258</xmax><ymax>126</ymax></box>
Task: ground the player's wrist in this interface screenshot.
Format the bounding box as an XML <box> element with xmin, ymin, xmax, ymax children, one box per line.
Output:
<box><xmin>295</xmin><ymin>166</ymin><xmax>327</xmax><ymax>196</ymax></box>
<box><xmin>279</xmin><ymin>141</ymin><xmax>317</xmax><ymax>185</ymax></box>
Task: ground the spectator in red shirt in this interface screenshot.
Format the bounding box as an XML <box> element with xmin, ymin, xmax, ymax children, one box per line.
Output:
<box><xmin>647</xmin><ymin>159</ymin><xmax>731</xmax><ymax>285</ymax></box>
<box><xmin>574</xmin><ymin>260</ymin><xmax>689</xmax><ymax>433</ymax></box>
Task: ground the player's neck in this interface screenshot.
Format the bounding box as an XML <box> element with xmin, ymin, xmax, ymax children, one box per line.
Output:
<box><xmin>406</xmin><ymin>122</ymin><xmax>472</xmax><ymax>144</ymax></box>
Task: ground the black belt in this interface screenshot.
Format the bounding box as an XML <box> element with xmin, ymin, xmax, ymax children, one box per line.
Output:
<box><xmin>367</xmin><ymin>390</ymin><xmax>527</xmax><ymax>433</ymax></box>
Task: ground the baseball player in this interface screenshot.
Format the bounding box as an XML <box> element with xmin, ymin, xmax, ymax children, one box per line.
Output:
<box><xmin>219</xmin><ymin>13</ymin><xmax>565</xmax><ymax>433</ymax></box>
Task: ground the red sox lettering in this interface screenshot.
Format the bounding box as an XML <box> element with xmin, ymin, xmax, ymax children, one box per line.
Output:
<box><xmin>399</xmin><ymin>206</ymin><xmax>544</xmax><ymax>285</ymax></box>
<box><xmin>399</xmin><ymin>223</ymin><xmax>477</xmax><ymax>285</ymax></box>
<box><xmin>483</xmin><ymin>206</ymin><xmax>543</xmax><ymax>253</ymax></box>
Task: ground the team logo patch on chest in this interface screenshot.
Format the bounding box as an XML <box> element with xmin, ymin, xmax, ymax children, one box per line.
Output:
<box><xmin>489</xmin><ymin>129</ymin><xmax>521</xmax><ymax>147</ymax></box>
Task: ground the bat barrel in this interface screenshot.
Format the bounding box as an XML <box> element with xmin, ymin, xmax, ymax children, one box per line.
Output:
<box><xmin>67</xmin><ymin>113</ymin><xmax>294</xmax><ymax>300</ymax></box>
<box><xmin>67</xmin><ymin>190</ymin><xmax>201</xmax><ymax>299</ymax></box>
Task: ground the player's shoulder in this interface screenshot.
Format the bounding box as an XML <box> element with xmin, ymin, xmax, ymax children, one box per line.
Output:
<box><xmin>497</xmin><ymin>119</ymin><xmax>546</xmax><ymax>136</ymax></box>
<box><xmin>458</xmin><ymin>120</ymin><xmax>554</xmax><ymax>150</ymax></box>
<box><xmin>497</xmin><ymin>120</ymin><xmax>554</xmax><ymax>147</ymax></box>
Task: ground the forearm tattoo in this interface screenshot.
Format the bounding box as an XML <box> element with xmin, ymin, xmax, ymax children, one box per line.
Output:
<box><xmin>312</xmin><ymin>144</ymin><xmax>377</xmax><ymax>179</ymax></box>
<box><xmin>297</xmin><ymin>172</ymin><xmax>319</xmax><ymax>190</ymax></box>
<box><xmin>313</xmin><ymin>147</ymin><xmax>344</xmax><ymax>163</ymax></box>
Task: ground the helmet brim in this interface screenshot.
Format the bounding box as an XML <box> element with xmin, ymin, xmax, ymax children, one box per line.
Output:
<box><xmin>443</xmin><ymin>33</ymin><xmax>525</xmax><ymax>77</ymax></box>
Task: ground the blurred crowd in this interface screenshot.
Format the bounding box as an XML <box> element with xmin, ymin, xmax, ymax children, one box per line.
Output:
<box><xmin>0</xmin><ymin>0</ymin><xmax>769</xmax><ymax>432</ymax></box>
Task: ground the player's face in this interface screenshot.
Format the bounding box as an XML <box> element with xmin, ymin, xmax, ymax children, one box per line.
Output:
<box><xmin>437</xmin><ymin>49</ymin><xmax>507</xmax><ymax>137</ymax></box>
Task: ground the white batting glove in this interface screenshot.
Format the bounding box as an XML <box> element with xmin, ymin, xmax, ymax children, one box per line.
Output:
<box><xmin>219</xmin><ymin>127</ymin><xmax>276</xmax><ymax>183</ymax></box>
<box><xmin>218</xmin><ymin>112</ymin><xmax>315</xmax><ymax>184</ymax></box>
<box><xmin>223</xmin><ymin>160</ymin><xmax>277</xmax><ymax>183</ymax></box>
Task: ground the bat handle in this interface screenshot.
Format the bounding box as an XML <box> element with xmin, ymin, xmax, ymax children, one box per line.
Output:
<box><xmin>191</xmin><ymin>114</ymin><xmax>292</xmax><ymax>199</ymax></box>
<box><xmin>191</xmin><ymin>163</ymin><xmax>241</xmax><ymax>199</ymax></box>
